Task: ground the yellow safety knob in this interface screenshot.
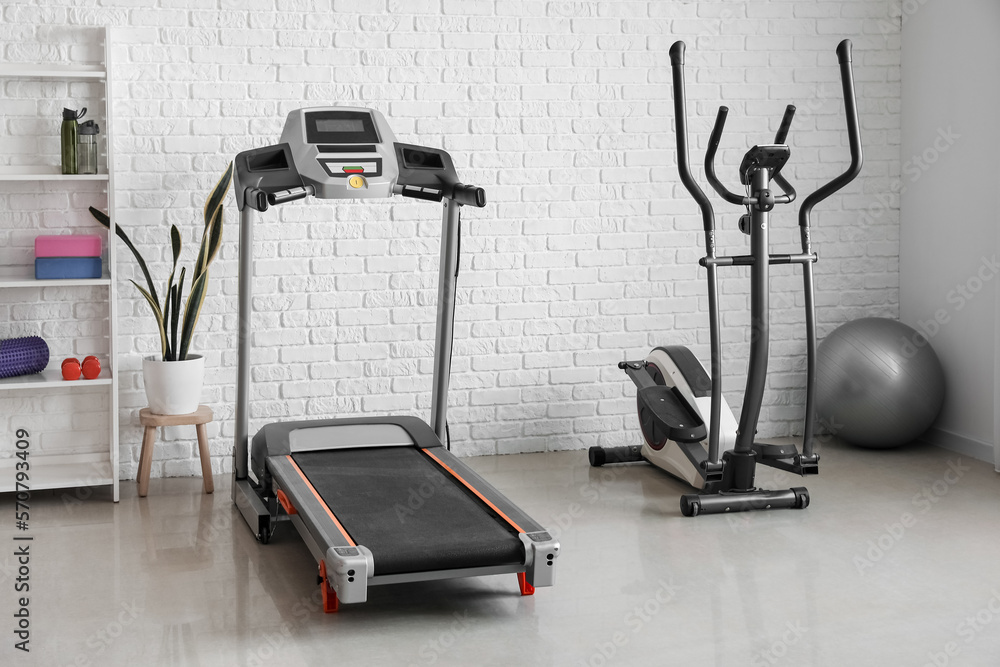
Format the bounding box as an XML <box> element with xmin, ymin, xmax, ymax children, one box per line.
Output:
<box><xmin>348</xmin><ymin>175</ymin><xmax>366</xmax><ymax>189</ymax></box>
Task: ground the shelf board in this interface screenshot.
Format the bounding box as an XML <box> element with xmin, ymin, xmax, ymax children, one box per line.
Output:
<box><xmin>0</xmin><ymin>166</ymin><xmax>110</xmax><ymax>182</ymax></box>
<box><xmin>0</xmin><ymin>368</ymin><xmax>113</xmax><ymax>391</ymax></box>
<box><xmin>0</xmin><ymin>63</ymin><xmax>106</xmax><ymax>79</ymax></box>
<box><xmin>0</xmin><ymin>265</ymin><xmax>110</xmax><ymax>288</ymax></box>
<box><xmin>0</xmin><ymin>458</ymin><xmax>113</xmax><ymax>493</ymax></box>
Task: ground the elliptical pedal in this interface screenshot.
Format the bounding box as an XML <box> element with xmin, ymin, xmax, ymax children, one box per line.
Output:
<box><xmin>637</xmin><ymin>385</ymin><xmax>707</xmax><ymax>446</ymax></box>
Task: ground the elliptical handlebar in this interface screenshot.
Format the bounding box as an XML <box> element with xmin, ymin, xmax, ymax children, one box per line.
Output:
<box><xmin>669</xmin><ymin>41</ymin><xmax>715</xmax><ymax>234</ymax></box>
<box><xmin>704</xmin><ymin>106</ymin><xmax>751</xmax><ymax>206</ymax></box>
<box><xmin>771</xmin><ymin>105</ymin><xmax>798</xmax><ymax>202</ymax></box>
<box><xmin>798</xmin><ymin>38</ymin><xmax>863</xmax><ymax>228</ymax></box>
<box><xmin>705</xmin><ymin>105</ymin><xmax>797</xmax><ymax>206</ymax></box>
<box><xmin>773</xmin><ymin>104</ymin><xmax>796</xmax><ymax>144</ymax></box>
<box><xmin>671</xmin><ymin>39</ymin><xmax>863</xmax><ymax>219</ymax></box>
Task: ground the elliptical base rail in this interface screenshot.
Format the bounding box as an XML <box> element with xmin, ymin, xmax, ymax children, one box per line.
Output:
<box><xmin>680</xmin><ymin>487</ymin><xmax>809</xmax><ymax>517</ymax></box>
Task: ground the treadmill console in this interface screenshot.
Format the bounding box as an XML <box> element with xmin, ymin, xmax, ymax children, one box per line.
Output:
<box><xmin>279</xmin><ymin>107</ymin><xmax>400</xmax><ymax>200</ymax></box>
<box><xmin>233</xmin><ymin>106</ymin><xmax>485</xmax><ymax>212</ymax></box>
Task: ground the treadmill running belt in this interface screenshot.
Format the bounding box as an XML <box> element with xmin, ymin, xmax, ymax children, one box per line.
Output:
<box><xmin>291</xmin><ymin>447</ymin><xmax>525</xmax><ymax>576</ymax></box>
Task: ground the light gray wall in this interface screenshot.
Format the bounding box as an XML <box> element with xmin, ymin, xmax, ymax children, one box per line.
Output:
<box><xmin>900</xmin><ymin>0</ymin><xmax>1000</xmax><ymax>461</ymax></box>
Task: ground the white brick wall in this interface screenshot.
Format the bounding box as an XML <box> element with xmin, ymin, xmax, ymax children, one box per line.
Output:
<box><xmin>0</xmin><ymin>1</ymin><xmax>902</xmax><ymax>480</ymax></box>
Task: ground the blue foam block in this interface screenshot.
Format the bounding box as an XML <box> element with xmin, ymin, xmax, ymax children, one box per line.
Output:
<box><xmin>35</xmin><ymin>257</ymin><xmax>102</xmax><ymax>280</ymax></box>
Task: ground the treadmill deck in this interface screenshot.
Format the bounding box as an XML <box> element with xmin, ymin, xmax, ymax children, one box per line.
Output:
<box><xmin>286</xmin><ymin>447</ymin><xmax>525</xmax><ymax>576</ymax></box>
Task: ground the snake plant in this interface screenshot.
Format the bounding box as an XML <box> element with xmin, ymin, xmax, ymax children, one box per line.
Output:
<box><xmin>89</xmin><ymin>162</ymin><xmax>233</xmax><ymax>361</ymax></box>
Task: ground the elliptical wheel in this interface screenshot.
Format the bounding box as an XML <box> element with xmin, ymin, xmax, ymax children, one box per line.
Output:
<box><xmin>680</xmin><ymin>495</ymin><xmax>701</xmax><ymax>517</ymax></box>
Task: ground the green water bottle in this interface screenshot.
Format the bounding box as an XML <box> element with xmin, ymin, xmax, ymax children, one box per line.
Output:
<box><xmin>61</xmin><ymin>107</ymin><xmax>86</xmax><ymax>175</ymax></box>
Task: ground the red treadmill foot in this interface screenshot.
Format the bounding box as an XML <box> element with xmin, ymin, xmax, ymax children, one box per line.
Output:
<box><xmin>319</xmin><ymin>561</ymin><xmax>340</xmax><ymax>613</ymax></box>
<box><xmin>517</xmin><ymin>572</ymin><xmax>535</xmax><ymax>596</ymax></box>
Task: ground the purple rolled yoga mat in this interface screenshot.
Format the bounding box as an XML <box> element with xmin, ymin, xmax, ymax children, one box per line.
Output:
<box><xmin>0</xmin><ymin>336</ymin><xmax>50</xmax><ymax>379</ymax></box>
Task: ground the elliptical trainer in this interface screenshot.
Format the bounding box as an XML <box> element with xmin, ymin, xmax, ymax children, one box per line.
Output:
<box><xmin>589</xmin><ymin>39</ymin><xmax>863</xmax><ymax>517</ymax></box>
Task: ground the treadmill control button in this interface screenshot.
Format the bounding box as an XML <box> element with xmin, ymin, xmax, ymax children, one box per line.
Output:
<box><xmin>334</xmin><ymin>547</ymin><xmax>360</xmax><ymax>557</ymax></box>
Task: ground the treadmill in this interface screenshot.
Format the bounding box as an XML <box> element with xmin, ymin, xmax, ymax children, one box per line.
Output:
<box><xmin>230</xmin><ymin>107</ymin><xmax>559</xmax><ymax>612</ymax></box>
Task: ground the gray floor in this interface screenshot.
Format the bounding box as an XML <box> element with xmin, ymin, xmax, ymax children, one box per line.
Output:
<box><xmin>3</xmin><ymin>439</ymin><xmax>1000</xmax><ymax>666</ymax></box>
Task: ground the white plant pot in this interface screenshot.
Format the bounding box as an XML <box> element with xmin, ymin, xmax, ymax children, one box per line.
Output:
<box><xmin>142</xmin><ymin>354</ymin><xmax>204</xmax><ymax>415</ymax></box>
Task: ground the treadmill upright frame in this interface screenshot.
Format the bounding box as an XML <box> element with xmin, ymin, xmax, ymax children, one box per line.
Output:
<box><xmin>230</xmin><ymin>107</ymin><xmax>559</xmax><ymax>609</ymax></box>
<box><xmin>232</xmin><ymin>191</ymin><xmax>463</xmax><ymax>539</ymax></box>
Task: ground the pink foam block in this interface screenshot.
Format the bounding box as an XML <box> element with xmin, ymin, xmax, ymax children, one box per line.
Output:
<box><xmin>34</xmin><ymin>234</ymin><xmax>102</xmax><ymax>258</ymax></box>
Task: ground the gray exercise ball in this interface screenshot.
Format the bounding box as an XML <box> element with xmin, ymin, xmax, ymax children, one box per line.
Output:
<box><xmin>815</xmin><ymin>317</ymin><xmax>945</xmax><ymax>448</ymax></box>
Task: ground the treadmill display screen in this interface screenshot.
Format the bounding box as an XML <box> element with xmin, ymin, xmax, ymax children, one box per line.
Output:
<box><xmin>305</xmin><ymin>111</ymin><xmax>379</xmax><ymax>145</ymax></box>
<box><xmin>315</xmin><ymin>119</ymin><xmax>365</xmax><ymax>133</ymax></box>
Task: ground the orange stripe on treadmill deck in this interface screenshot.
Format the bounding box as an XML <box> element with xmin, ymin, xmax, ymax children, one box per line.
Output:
<box><xmin>421</xmin><ymin>449</ymin><xmax>526</xmax><ymax>534</ymax></box>
<box><xmin>285</xmin><ymin>455</ymin><xmax>356</xmax><ymax>547</ymax></box>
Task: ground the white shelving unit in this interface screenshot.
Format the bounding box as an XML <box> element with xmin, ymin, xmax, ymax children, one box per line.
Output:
<box><xmin>0</xmin><ymin>27</ymin><xmax>119</xmax><ymax>501</ymax></box>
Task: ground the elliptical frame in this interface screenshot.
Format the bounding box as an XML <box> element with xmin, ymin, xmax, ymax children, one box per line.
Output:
<box><xmin>591</xmin><ymin>39</ymin><xmax>863</xmax><ymax>517</ymax></box>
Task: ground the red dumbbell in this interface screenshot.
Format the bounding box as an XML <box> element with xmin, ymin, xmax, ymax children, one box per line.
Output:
<box><xmin>81</xmin><ymin>355</ymin><xmax>101</xmax><ymax>380</ymax></box>
<box><xmin>61</xmin><ymin>357</ymin><xmax>81</xmax><ymax>381</ymax></box>
<box><xmin>82</xmin><ymin>356</ymin><xmax>101</xmax><ymax>380</ymax></box>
